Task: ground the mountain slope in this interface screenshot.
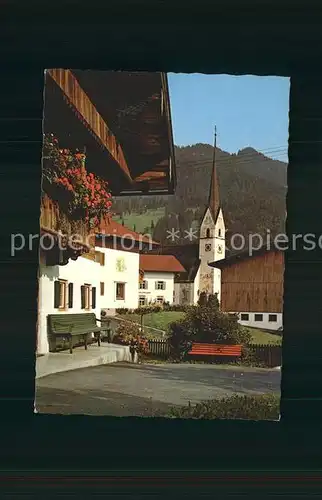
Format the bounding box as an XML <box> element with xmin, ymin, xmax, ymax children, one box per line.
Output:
<box><xmin>113</xmin><ymin>143</ymin><xmax>287</xmax><ymax>245</ymax></box>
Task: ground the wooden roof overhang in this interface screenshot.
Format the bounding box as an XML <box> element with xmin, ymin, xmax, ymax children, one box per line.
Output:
<box><xmin>44</xmin><ymin>69</ymin><xmax>134</xmax><ymax>194</ymax></box>
<box><xmin>209</xmin><ymin>247</ymin><xmax>284</xmax><ymax>269</ymax></box>
<box><xmin>72</xmin><ymin>70</ymin><xmax>176</xmax><ymax>195</ymax></box>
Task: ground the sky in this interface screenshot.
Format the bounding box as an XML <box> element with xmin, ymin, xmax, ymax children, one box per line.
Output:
<box><xmin>167</xmin><ymin>73</ymin><xmax>290</xmax><ymax>162</ymax></box>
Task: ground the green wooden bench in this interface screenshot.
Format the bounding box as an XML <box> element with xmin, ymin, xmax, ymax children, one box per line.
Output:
<box><xmin>48</xmin><ymin>313</ymin><xmax>110</xmax><ymax>354</ymax></box>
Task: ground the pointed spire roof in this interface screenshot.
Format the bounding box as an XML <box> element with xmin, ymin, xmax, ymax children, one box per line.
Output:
<box><xmin>208</xmin><ymin>126</ymin><xmax>220</xmax><ymax>222</ymax></box>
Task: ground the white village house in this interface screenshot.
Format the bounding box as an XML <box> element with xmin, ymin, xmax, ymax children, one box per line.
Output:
<box><xmin>94</xmin><ymin>218</ymin><xmax>160</xmax><ymax>311</ymax></box>
<box><xmin>138</xmin><ymin>254</ymin><xmax>186</xmax><ymax>306</ymax></box>
<box><xmin>37</xmin><ymin>251</ymin><xmax>103</xmax><ymax>354</ymax></box>
<box><xmin>38</xmin><ymin>219</ymin><xmax>185</xmax><ymax>353</ymax></box>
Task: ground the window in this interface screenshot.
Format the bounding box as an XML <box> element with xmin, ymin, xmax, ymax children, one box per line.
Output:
<box><xmin>139</xmin><ymin>280</ymin><xmax>148</xmax><ymax>290</ymax></box>
<box><xmin>156</xmin><ymin>296</ymin><xmax>164</xmax><ymax>305</ymax></box>
<box><xmin>269</xmin><ymin>314</ymin><xmax>277</xmax><ymax>322</ymax></box>
<box><xmin>206</xmin><ymin>228</ymin><xmax>211</xmax><ymax>238</ymax></box>
<box><xmin>54</xmin><ymin>279</ymin><xmax>68</xmax><ymax>310</ymax></box>
<box><xmin>68</xmin><ymin>283</ymin><xmax>73</xmax><ymax>308</ymax></box>
<box><xmin>218</xmin><ymin>228</ymin><xmax>222</xmax><ymax>237</ymax></box>
<box><xmin>116</xmin><ymin>282</ymin><xmax>125</xmax><ymax>300</ymax></box>
<box><xmin>100</xmin><ymin>282</ymin><xmax>105</xmax><ymax>296</ymax></box>
<box><xmin>240</xmin><ymin>313</ymin><xmax>249</xmax><ymax>321</ymax></box>
<box><xmin>92</xmin><ymin>287</ymin><xmax>96</xmax><ymax>309</ymax></box>
<box><xmin>81</xmin><ymin>284</ymin><xmax>92</xmax><ymax>310</ymax></box>
<box><xmin>139</xmin><ymin>296</ymin><xmax>146</xmax><ymax>306</ymax></box>
<box><xmin>95</xmin><ymin>251</ymin><xmax>105</xmax><ymax>266</ymax></box>
<box><xmin>254</xmin><ymin>314</ymin><xmax>263</xmax><ymax>322</ymax></box>
<box><xmin>155</xmin><ymin>281</ymin><xmax>166</xmax><ymax>290</ymax></box>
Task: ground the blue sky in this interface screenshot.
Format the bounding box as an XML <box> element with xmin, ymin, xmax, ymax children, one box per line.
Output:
<box><xmin>167</xmin><ymin>73</ymin><xmax>290</xmax><ymax>161</ymax></box>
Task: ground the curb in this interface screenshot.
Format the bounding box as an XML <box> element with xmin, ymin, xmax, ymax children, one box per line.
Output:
<box><xmin>35</xmin><ymin>344</ymin><xmax>134</xmax><ymax>379</ymax></box>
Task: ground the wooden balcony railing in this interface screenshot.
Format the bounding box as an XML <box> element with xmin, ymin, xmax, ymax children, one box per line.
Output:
<box><xmin>47</xmin><ymin>69</ymin><xmax>132</xmax><ymax>182</ymax></box>
<box><xmin>40</xmin><ymin>193</ymin><xmax>94</xmax><ymax>250</ymax></box>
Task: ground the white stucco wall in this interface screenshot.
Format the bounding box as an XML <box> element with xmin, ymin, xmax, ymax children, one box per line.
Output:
<box><xmin>198</xmin><ymin>207</ymin><xmax>225</xmax><ymax>297</ymax></box>
<box><xmin>193</xmin><ymin>265</ymin><xmax>200</xmax><ymax>304</ymax></box>
<box><xmin>214</xmin><ymin>208</ymin><xmax>226</xmax><ymax>262</ymax></box>
<box><xmin>139</xmin><ymin>271</ymin><xmax>175</xmax><ymax>305</ymax></box>
<box><xmin>97</xmin><ymin>247</ymin><xmax>140</xmax><ymax>310</ymax></box>
<box><xmin>174</xmin><ymin>282</ymin><xmax>181</xmax><ymax>305</ymax></box>
<box><xmin>236</xmin><ymin>312</ymin><xmax>283</xmax><ymax>331</ymax></box>
<box><xmin>213</xmin><ymin>267</ymin><xmax>221</xmax><ymax>301</ymax></box>
<box><xmin>173</xmin><ymin>265</ymin><xmax>200</xmax><ymax>307</ymax></box>
<box><xmin>37</xmin><ymin>255</ymin><xmax>102</xmax><ymax>355</ymax></box>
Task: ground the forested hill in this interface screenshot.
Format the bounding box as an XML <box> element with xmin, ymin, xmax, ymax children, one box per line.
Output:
<box><xmin>113</xmin><ymin>143</ymin><xmax>287</xmax><ymax>245</ymax></box>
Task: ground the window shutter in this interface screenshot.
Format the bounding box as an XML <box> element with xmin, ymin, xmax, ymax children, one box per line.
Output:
<box><xmin>163</xmin><ymin>282</ymin><xmax>166</xmax><ymax>290</ymax></box>
<box><xmin>54</xmin><ymin>281</ymin><xmax>60</xmax><ymax>308</ymax></box>
<box><xmin>155</xmin><ymin>282</ymin><xmax>158</xmax><ymax>290</ymax></box>
<box><xmin>92</xmin><ymin>287</ymin><xmax>96</xmax><ymax>309</ymax></box>
<box><xmin>81</xmin><ymin>285</ymin><xmax>85</xmax><ymax>309</ymax></box>
<box><xmin>68</xmin><ymin>283</ymin><xmax>73</xmax><ymax>308</ymax></box>
<box><xmin>101</xmin><ymin>253</ymin><xmax>105</xmax><ymax>266</ymax></box>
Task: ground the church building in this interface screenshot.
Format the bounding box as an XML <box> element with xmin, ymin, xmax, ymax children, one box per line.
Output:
<box><xmin>153</xmin><ymin>131</ymin><xmax>226</xmax><ymax>305</ymax></box>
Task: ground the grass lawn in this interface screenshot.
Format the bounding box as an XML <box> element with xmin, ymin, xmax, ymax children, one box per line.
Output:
<box><xmin>117</xmin><ymin>310</ymin><xmax>282</xmax><ymax>345</ymax></box>
<box><xmin>118</xmin><ymin>311</ymin><xmax>185</xmax><ymax>336</ymax></box>
<box><xmin>113</xmin><ymin>208</ymin><xmax>165</xmax><ymax>234</ymax></box>
<box><xmin>248</xmin><ymin>328</ymin><xmax>282</xmax><ymax>345</ymax></box>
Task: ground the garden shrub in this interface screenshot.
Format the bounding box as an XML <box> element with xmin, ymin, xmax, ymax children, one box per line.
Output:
<box><xmin>116</xmin><ymin>308</ymin><xmax>130</xmax><ymax>315</ymax></box>
<box><xmin>133</xmin><ymin>305</ymin><xmax>163</xmax><ymax>315</ymax></box>
<box><xmin>117</xmin><ymin>304</ymin><xmax>188</xmax><ymax>316</ymax></box>
<box><xmin>113</xmin><ymin>321</ymin><xmax>149</xmax><ymax>358</ymax></box>
<box><xmin>240</xmin><ymin>345</ymin><xmax>262</xmax><ymax>367</ymax></box>
<box><xmin>167</xmin><ymin>393</ymin><xmax>280</xmax><ymax>420</ymax></box>
<box><xmin>168</xmin><ymin>302</ymin><xmax>252</xmax><ymax>360</ymax></box>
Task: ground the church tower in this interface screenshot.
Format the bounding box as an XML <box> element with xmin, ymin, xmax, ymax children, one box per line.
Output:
<box><xmin>198</xmin><ymin>127</ymin><xmax>226</xmax><ymax>299</ymax></box>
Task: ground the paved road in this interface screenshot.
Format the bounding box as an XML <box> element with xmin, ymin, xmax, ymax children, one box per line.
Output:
<box><xmin>36</xmin><ymin>362</ymin><xmax>281</xmax><ymax>417</ymax></box>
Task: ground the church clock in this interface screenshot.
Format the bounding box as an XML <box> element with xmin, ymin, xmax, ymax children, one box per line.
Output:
<box><xmin>217</xmin><ymin>245</ymin><xmax>223</xmax><ymax>254</ymax></box>
<box><xmin>205</xmin><ymin>243</ymin><xmax>212</xmax><ymax>252</ymax></box>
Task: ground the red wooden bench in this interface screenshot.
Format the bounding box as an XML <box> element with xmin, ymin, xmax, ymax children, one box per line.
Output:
<box><xmin>188</xmin><ymin>343</ymin><xmax>242</xmax><ymax>359</ymax></box>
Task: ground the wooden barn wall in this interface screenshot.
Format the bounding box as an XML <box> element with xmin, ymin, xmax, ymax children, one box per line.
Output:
<box><xmin>220</xmin><ymin>251</ymin><xmax>284</xmax><ymax>313</ymax></box>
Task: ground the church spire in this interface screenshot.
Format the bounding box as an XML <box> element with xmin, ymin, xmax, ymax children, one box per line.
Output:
<box><xmin>208</xmin><ymin>126</ymin><xmax>220</xmax><ymax>222</ymax></box>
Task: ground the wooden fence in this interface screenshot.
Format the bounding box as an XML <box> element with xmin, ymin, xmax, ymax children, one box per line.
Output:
<box><xmin>248</xmin><ymin>344</ymin><xmax>282</xmax><ymax>368</ymax></box>
<box><xmin>148</xmin><ymin>339</ymin><xmax>171</xmax><ymax>359</ymax></box>
<box><xmin>147</xmin><ymin>339</ymin><xmax>282</xmax><ymax>367</ymax></box>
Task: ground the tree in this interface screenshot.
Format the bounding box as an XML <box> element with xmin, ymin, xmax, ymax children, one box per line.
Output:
<box><xmin>198</xmin><ymin>291</ymin><xmax>208</xmax><ymax>306</ymax></box>
<box><xmin>151</xmin><ymin>219</ymin><xmax>155</xmax><ymax>230</ymax></box>
<box><xmin>207</xmin><ymin>293</ymin><xmax>219</xmax><ymax>310</ymax></box>
<box><xmin>133</xmin><ymin>224</ymin><xmax>136</xmax><ymax>232</ymax></box>
<box><xmin>121</xmin><ymin>218</ymin><xmax>125</xmax><ymax>226</ymax></box>
<box><xmin>152</xmin><ymin>216</ymin><xmax>168</xmax><ymax>243</ymax></box>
